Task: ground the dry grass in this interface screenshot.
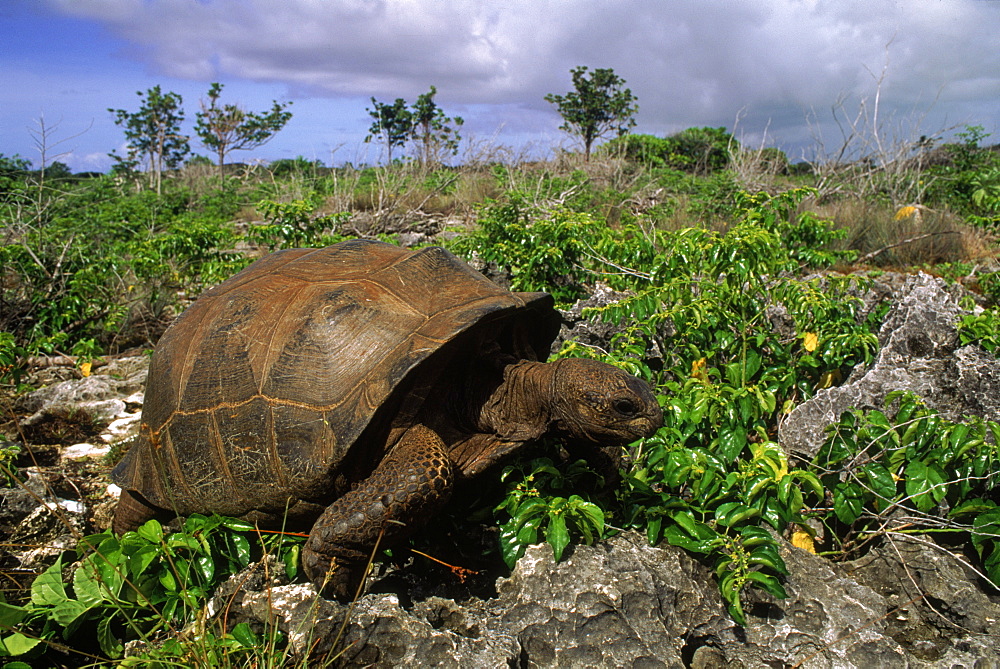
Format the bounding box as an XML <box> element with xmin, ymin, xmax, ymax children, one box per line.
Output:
<box><xmin>807</xmin><ymin>197</ymin><xmax>994</xmax><ymax>267</ymax></box>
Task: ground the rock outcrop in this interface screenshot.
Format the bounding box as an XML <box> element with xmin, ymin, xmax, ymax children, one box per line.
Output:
<box><xmin>229</xmin><ymin>531</ymin><xmax>1000</xmax><ymax>667</ymax></box>
<box><xmin>780</xmin><ymin>272</ymin><xmax>1000</xmax><ymax>458</ymax></box>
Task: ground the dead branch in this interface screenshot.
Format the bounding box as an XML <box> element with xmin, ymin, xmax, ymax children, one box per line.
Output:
<box><xmin>856</xmin><ymin>231</ymin><xmax>960</xmax><ymax>263</ymax></box>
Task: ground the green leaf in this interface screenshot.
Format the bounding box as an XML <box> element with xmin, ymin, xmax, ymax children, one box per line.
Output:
<box><xmin>31</xmin><ymin>557</ymin><xmax>67</xmax><ymax>606</ymax></box>
<box><xmin>646</xmin><ymin>516</ymin><xmax>663</xmax><ymax>545</ymax></box>
<box><xmin>231</xmin><ymin>621</ymin><xmax>259</xmax><ymax>648</ymax></box>
<box><xmin>744</xmin><ymin>350</ymin><xmax>762</xmax><ymax>380</ymax></box>
<box><xmin>860</xmin><ymin>463</ymin><xmax>897</xmax><ymax>503</ymax></box>
<box><xmin>0</xmin><ymin>633</ymin><xmax>41</xmax><ymax>657</ymax></box>
<box><xmin>718</xmin><ymin>571</ymin><xmax>746</xmax><ymax>626</ymax></box>
<box><xmin>515</xmin><ymin>516</ymin><xmax>543</xmax><ymax>546</ymax></box>
<box><xmin>749</xmin><ymin>543</ymin><xmax>787</xmax><ymax>574</ymax></box>
<box><xmin>663</xmin><ymin>525</ymin><xmax>716</xmax><ymax>554</ymax></box>
<box><xmin>514</xmin><ymin>497</ymin><xmax>548</xmax><ymax>520</ymax></box>
<box><xmin>230</xmin><ymin>534</ymin><xmax>251</xmax><ymax>567</ymax></box>
<box><xmin>716</xmin><ymin>503</ymin><xmax>759</xmax><ymax>528</ymax></box>
<box><xmin>97</xmin><ymin>614</ymin><xmax>124</xmax><ymax>658</ymax></box>
<box><xmin>50</xmin><ymin>598</ymin><xmax>90</xmax><ymax>627</ymax></box>
<box><xmin>738</xmin><ymin>526</ymin><xmax>774</xmax><ymax>547</ymax></box>
<box><xmin>904</xmin><ymin>460</ymin><xmax>946</xmax><ymax>513</ymax></box>
<box><xmin>72</xmin><ymin>559</ymin><xmax>109</xmax><ymax>608</ymax></box>
<box><xmin>792</xmin><ymin>470</ymin><xmax>825</xmax><ymax>500</ymax></box>
<box><xmin>128</xmin><ymin>544</ymin><xmax>161</xmax><ymax>579</ymax></box>
<box><xmin>546</xmin><ymin>513</ymin><xmax>570</xmax><ymax>562</ymax></box>
<box><xmin>717</xmin><ymin>425</ymin><xmax>747</xmax><ymax>463</ymax></box>
<box><xmin>0</xmin><ymin>602</ymin><xmax>27</xmax><ymax>628</ymax></box>
<box><xmin>569</xmin><ymin>498</ymin><xmax>605</xmax><ymax>535</ymax></box>
<box><xmin>158</xmin><ymin>568</ymin><xmax>178</xmax><ymax>592</ymax></box>
<box><xmin>136</xmin><ymin>519</ymin><xmax>164</xmax><ymax>544</ymax></box>
<box><xmin>972</xmin><ymin>509</ymin><xmax>1000</xmax><ymax>553</ymax></box>
<box><xmin>670</xmin><ymin>510</ymin><xmax>704</xmax><ymax>539</ymax></box>
<box><xmin>950</xmin><ymin>498</ymin><xmax>996</xmax><ymax>519</ymax></box>
<box><xmin>866</xmin><ymin>410</ymin><xmax>892</xmax><ymax>429</ymax></box>
<box><xmin>745</xmin><ymin>474</ymin><xmax>772</xmax><ymax>503</ymax></box>
<box><xmin>833</xmin><ymin>482</ymin><xmax>865</xmax><ymax>525</ymax></box>
<box><xmin>283</xmin><ymin>544</ymin><xmax>300</xmax><ymax>580</ymax></box>
<box><xmin>744</xmin><ymin>570</ymin><xmax>788</xmax><ymax>599</ymax></box>
<box><xmin>194</xmin><ymin>554</ymin><xmax>215</xmax><ymax>583</ymax></box>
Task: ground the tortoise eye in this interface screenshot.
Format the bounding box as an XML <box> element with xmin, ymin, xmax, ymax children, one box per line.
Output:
<box><xmin>613</xmin><ymin>398</ymin><xmax>639</xmax><ymax>416</ymax></box>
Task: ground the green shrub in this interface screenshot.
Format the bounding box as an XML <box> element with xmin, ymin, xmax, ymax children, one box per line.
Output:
<box><xmin>496</xmin><ymin>458</ymin><xmax>607</xmax><ymax>566</ymax></box>
<box><xmin>605</xmin><ymin>127</ymin><xmax>737</xmax><ymax>174</ymax></box>
<box><xmin>251</xmin><ymin>199</ymin><xmax>349</xmax><ymax>251</ymax></box>
<box><xmin>1</xmin><ymin>515</ymin><xmax>303</xmax><ymax>663</ymax></box>
<box><xmin>450</xmin><ymin>197</ymin><xmax>656</xmax><ymax>303</ymax></box>
<box><xmin>813</xmin><ymin>392</ymin><xmax>1000</xmax><ymax>581</ymax></box>
<box><xmin>958</xmin><ymin>303</ymin><xmax>1000</xmax><ymax>354</ymax></box>
<box><xmin>486</xmin><ymin>186</ymin><xmax>881</xmax><ymax>623</ymax></box>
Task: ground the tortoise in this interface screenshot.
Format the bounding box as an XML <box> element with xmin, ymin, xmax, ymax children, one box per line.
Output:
<box><xmin>111</xmin><ymin>239</ymin><xmax>662</xmax><ymax>600</ymax></box>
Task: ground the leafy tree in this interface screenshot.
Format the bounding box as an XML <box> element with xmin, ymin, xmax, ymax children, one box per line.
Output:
<box><xmin>363</xmin><ymin>87</ymin><xmax>463</xmax><ymax>166</ymax></box>
<box><xmin>545</xmin><ymin>66</ymin><xmax>638</xmax><ymax>161</ymax></box>
<box><xmin>365</xmin><ymin>97</ymin><xmax>413</xmax><ymax>163</ymax></box>
<box><xmin>667</xmin><ymin>127</ymin><xmax>735</xmax><ymax>174</ymax></box>
<box><xmin>41</xmin><ymin>161</ymin><xmax>73</xmax><ymax>181</ymax></box>
<box><xmin>194</xmin><ymin>83</ymin><xmax>293</xmax><ymax>175</ymax></box>
<box><xmin>0</xmin><ymin>154</ymin><xmax>30</xmax><ymax>204</ymax></box>
<box><xmin>410</xmin><ymin>86</ymin><xmax>464</xmax><ymax>167</ymax></box>
<box><xmin>109</xmin><ymin>86</ymin><xmax>190</xmax><ymax>193</ymax></box>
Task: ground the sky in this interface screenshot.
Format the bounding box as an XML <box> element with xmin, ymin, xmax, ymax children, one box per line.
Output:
<box><xmin>2</xmin><ymin>0</ymin><xmax>999</xmax><ymax>173</ymax></box>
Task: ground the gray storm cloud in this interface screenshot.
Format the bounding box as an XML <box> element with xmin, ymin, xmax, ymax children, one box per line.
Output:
<box><xmin>41</xmin><ymin>0</ymin><xmax>1000</xmax><ymax>155</ymax></box>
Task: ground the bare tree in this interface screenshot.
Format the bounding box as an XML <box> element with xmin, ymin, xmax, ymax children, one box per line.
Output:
<box><xmin>804</xmin><ymin>44</ymin><xmax>952</xmax><ymax>206</ymax></box>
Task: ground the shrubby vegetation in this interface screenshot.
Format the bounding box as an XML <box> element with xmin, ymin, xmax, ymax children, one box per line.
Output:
<box><xmin>1</xmin><ymin>107</ymin><xmax>1000</xmax><ymax>661</ymax></box>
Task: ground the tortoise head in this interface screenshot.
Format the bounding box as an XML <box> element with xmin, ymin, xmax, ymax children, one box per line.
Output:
<box><xmin>549</xmin><ymin>358</ymin><xmax>663</xmax><ymax>448</ymax></box>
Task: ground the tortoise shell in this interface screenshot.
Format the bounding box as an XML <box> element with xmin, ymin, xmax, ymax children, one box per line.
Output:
<box><xmin>112</xmin><ymin>239</ymin><xmax>558</xmax><ymax>520</ymax></box>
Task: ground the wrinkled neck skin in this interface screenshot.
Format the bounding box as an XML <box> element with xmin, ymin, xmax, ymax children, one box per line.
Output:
<box><xmin>444</xmin><ymin>360</ymin><xmax>556</xmax><ymax>478</ymax></box>
<box><xmin>476</xmin><ymin>360</ymin><xmax>556</xmax><ymax>440</ymax></box>
<box><xmin>445</xmin><ymin>359</ymin><xmax>627</xmax><ymax>484</ymax></box>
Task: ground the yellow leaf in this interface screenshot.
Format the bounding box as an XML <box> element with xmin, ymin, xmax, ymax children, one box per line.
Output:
<box><xmin>690</xmin><ymin>357</ymin><xmax>708</xmax><ymax>382</ymax></box>
<box><xmin>791</xmin><ymin>528</ymin><xmax>815</xmax><ymax>553</ymax></box>
<box><xmin>817</xmin><ymin>369</ymin><xmax>842</xmax><ymax>389</ymax></box>
<box><xmin>80</xmin><ymin>361</ymin><xmax>92</xmax><ymax>377</ymax></box>
<box><xmin>802</xmin><ymin>332</ymin><xmax>818</xmax><ymax>352</ymax></box>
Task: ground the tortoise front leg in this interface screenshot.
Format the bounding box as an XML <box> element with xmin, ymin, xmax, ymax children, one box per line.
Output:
<box><xmin>302</xmin><ymin>424</ymin><xmax>455</xmax><ymax>600</ymax></box>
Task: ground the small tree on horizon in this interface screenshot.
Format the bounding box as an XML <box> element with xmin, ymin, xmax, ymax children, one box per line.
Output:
<box><xmin>109</xmin><ymin>85</ymin><xmax>190</xmax><ymax>193</ymax></box>
<box><xmin>194</xmin><ymin>83</ymin><xmax>293</xmax><ymax>175</ymax></box>
<box><xmin>411</xmin><ymin>86</ymin><xmax>464</xmax><ymax>167</ymax></box>
<box><xmin>364</xmin><ymin>97</ymin><xmax>413</xmax><ymax>163</ymax></box>
<box><xmin>365</xmin><ymin>87</ymin><xmax>463</xmax><ymax>167</ymax></box>
<box><xmin>545</xmin><ymin>66</ymin><xmax>638</xmax><ymax>161</ymax></box>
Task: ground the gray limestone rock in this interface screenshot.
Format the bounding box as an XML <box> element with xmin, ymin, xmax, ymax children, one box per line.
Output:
<box><xmin>15</xmin><ymin>356</ymin><xmax>147</xmax><ymax>443</ymax></box>
<box><xmin>240</xmin><ymin>532</ymin><xmax>986</xmax><ymax>667</ymax></box>
<box><xmin>780</xmin><ymin>272</ymin><xmax>1000</xmax><ymax>458</ymax></box>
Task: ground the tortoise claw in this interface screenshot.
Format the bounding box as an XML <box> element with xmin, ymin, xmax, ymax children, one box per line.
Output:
<box><xmin>303</xmin><ymin>551</ymin><xmax>366</xmax><ymax>602</ymax></box>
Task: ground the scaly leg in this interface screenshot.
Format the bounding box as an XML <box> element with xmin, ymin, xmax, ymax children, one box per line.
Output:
<box><xmin>302</xmin><ymin>424</ymin><xmax>454</xmax><ymax>600</ymax></box>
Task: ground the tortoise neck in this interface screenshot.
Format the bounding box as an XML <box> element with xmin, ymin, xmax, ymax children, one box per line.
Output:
<box><xmin>478</xmin><ymin>360</ymin><xmax>557</xmax><ymax>440</ymax></box>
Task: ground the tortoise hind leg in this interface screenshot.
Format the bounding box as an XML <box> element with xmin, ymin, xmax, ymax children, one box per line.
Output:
<box><xmin>112</xmin><ymin>489</ymin><xmax>170</xmax><ymax>535</ymax></box>
<box><xmin>302</xmin><ymin>424</ymin><xmax>455</xmax><ymax>601</ymax></box>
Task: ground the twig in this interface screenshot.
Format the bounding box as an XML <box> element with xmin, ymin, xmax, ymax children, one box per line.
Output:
<box><xmin>856</xmin><ymin>231</ymin><xmax>960</xmax><ymax>263</ymax></box>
